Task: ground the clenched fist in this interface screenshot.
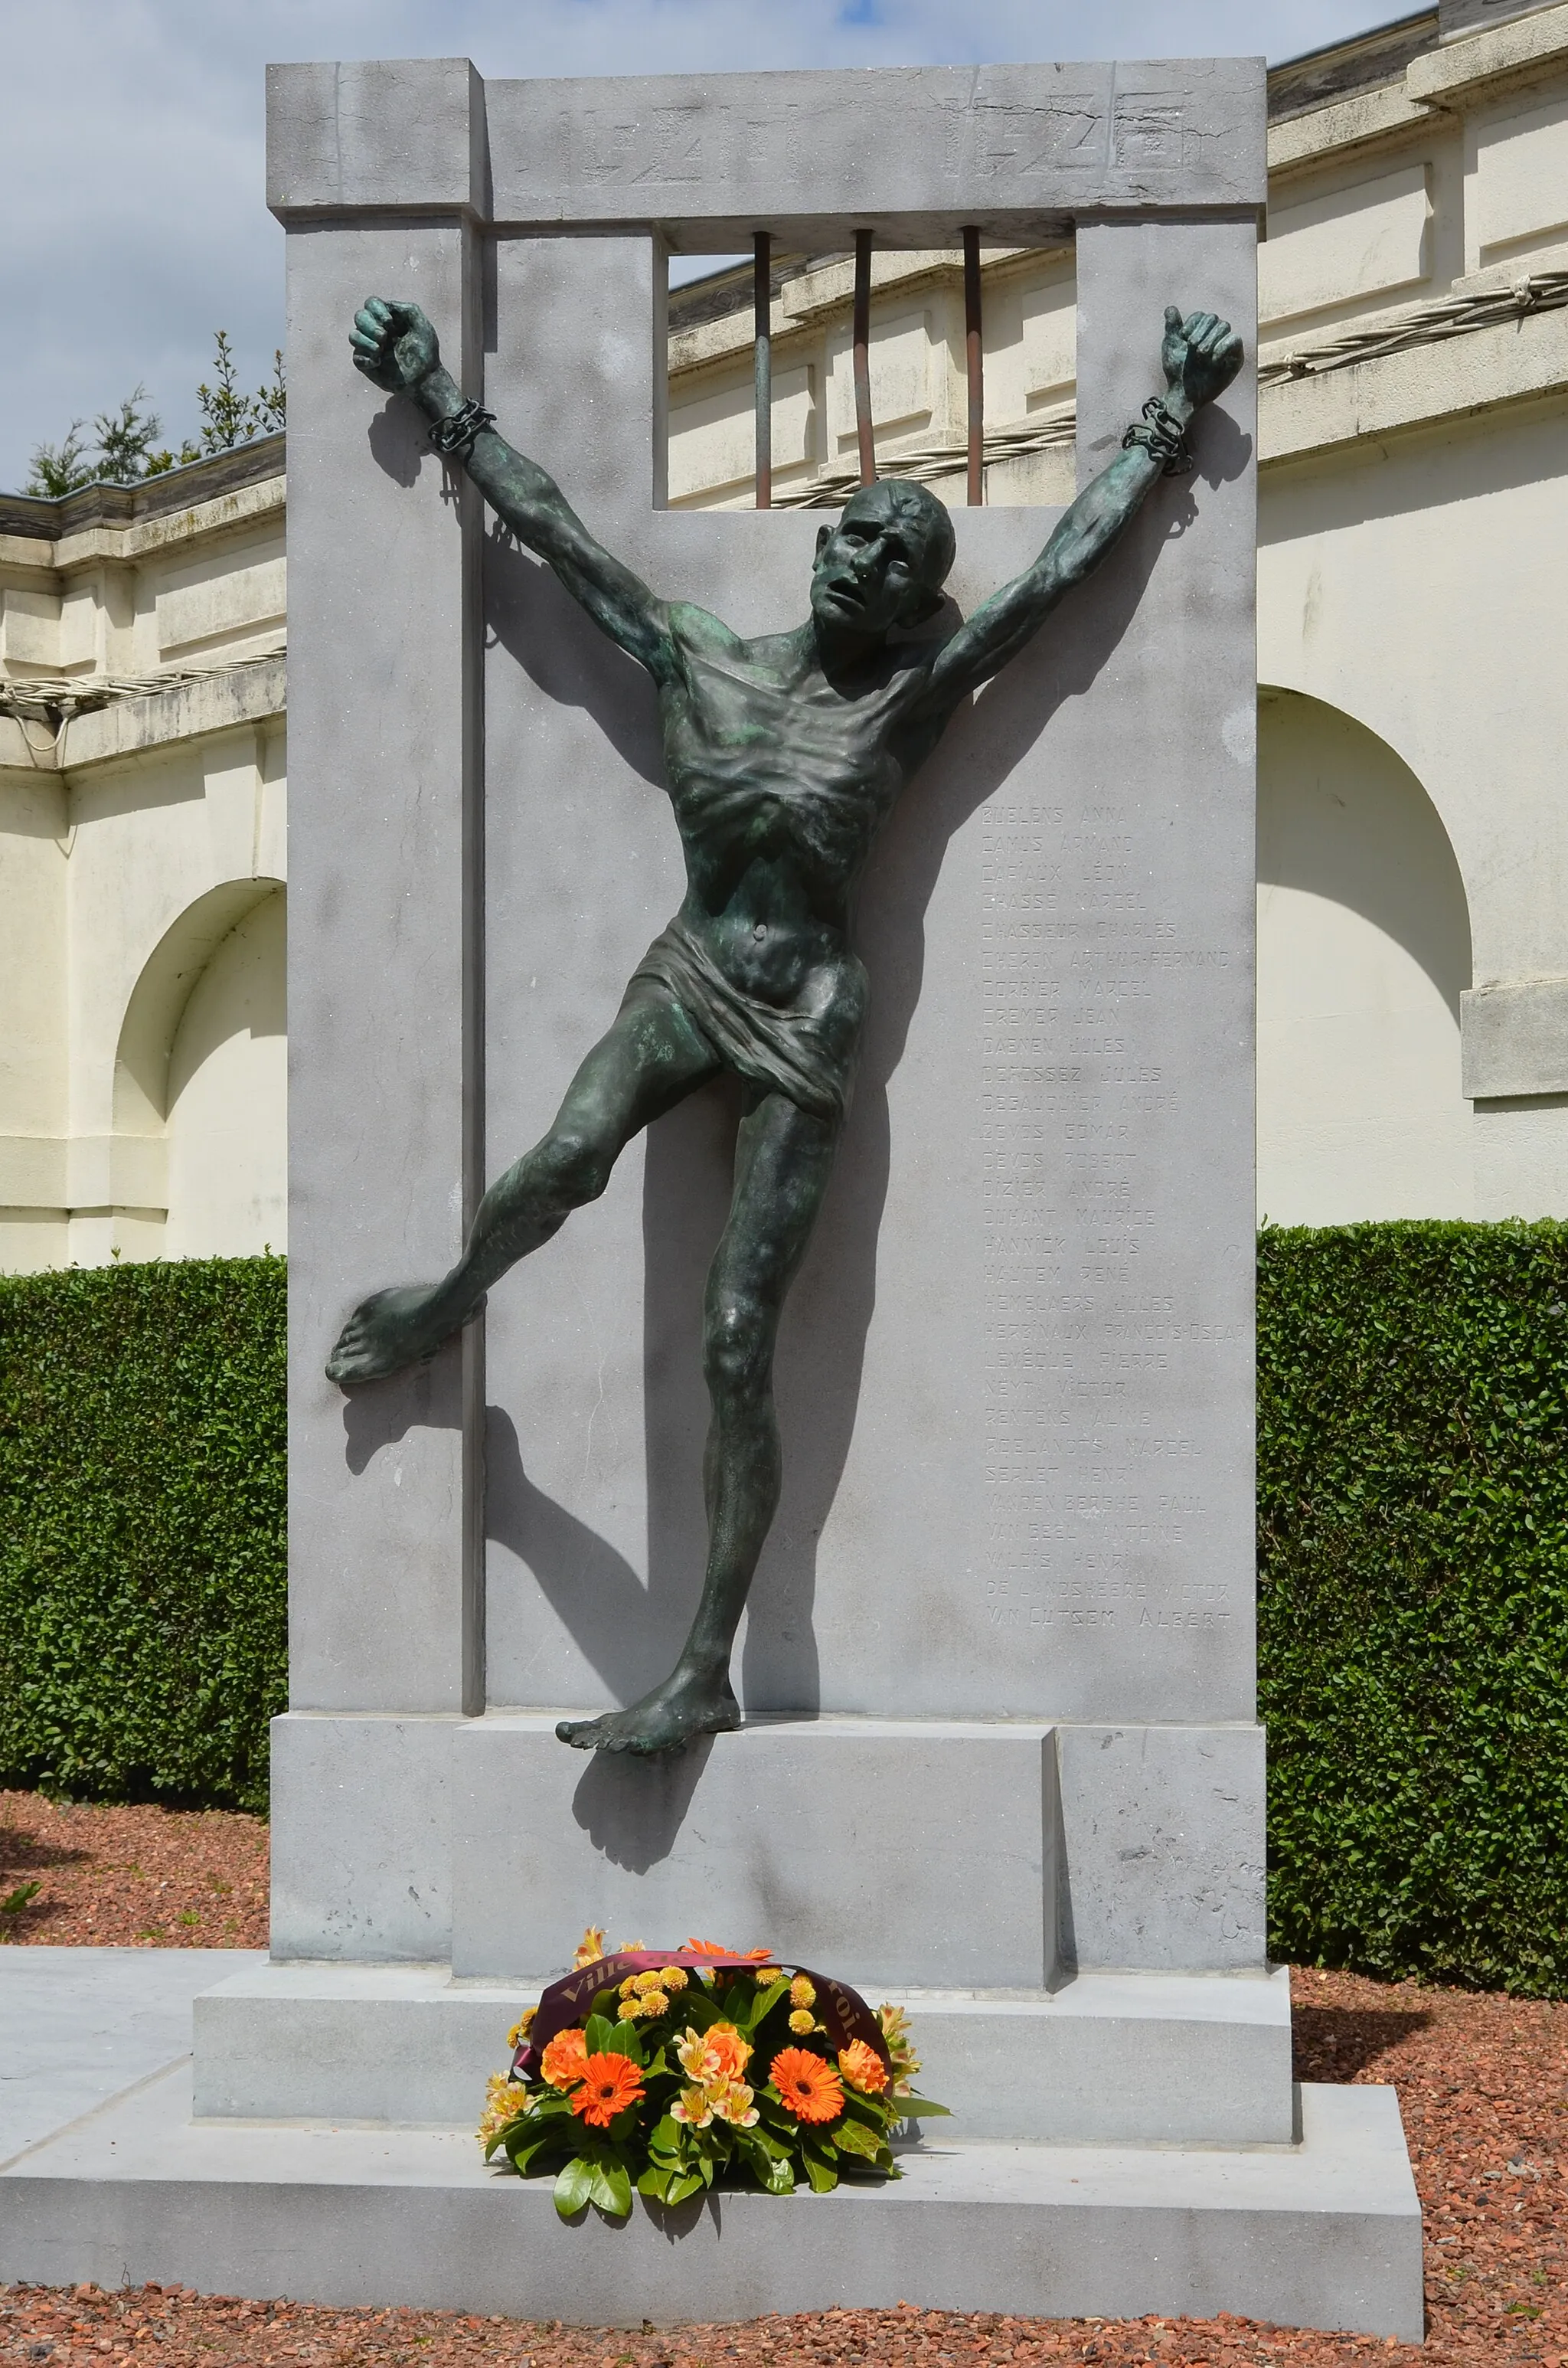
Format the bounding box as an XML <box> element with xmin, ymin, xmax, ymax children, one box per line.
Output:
<box><xmin>1160</xmin><ymin>306</ymin><xmax>1243</xmax><ymax>415</ymax></box>
<box><xmin>350</xmin><ymin>298</ymin><xmax>441</xmax><ymax>395</ymax></box>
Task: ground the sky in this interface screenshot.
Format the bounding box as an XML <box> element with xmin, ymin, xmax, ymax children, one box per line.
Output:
<box><xmin>0</xmin><ymin>0</ymin><xmax>1395</xmax><ymax>496</ymax></box>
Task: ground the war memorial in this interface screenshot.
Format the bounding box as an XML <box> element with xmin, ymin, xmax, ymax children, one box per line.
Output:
<box><xmin>0</xmin><ymin>53</ymin><xmax>1423</xmax><ymax>2340</ymax></box>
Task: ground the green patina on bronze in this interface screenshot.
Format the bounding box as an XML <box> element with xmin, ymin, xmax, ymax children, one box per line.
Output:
<box><xmin>328</xmin><ymin>295</ymin><xmax>1243</xmax><ymax>1758</ymax></box>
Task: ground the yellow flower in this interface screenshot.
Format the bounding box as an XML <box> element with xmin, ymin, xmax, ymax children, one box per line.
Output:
<box><xmin>633</xmin><ymin>1967</ymin><xmax>669</xmax><ymax>1992</ymax></box>
<box><xmin>640</xmin><ymin>1991</ymin><xmax>671</xmax><ymax>2017</ymax></box>
<box><xmin>789</xmin><ymin>2009</ymin><xmax>817</xmax><ymax>2034</ymax></box>
<box><xmin>505</xmin><ymin>2006</ymin><xmax>536</xmax><ymax>2049</ymax></box>
<box><xmin>572</xmin><ymin>1925</ymin><xmax>607</xmax><ymax>1970</ymax></box>
<box><xmin>789</xmin><ymin>1974</ymin><xmax>816</xmax><ymax>2009</ymax></box>
<box><xmin>878</xmin><ymin>2001</ymin><xmax>922</xmax><ymax>2096</ymax></box>
<box><xmin>475</xmin><ymin>2071</ymin><xmax>528</xmax><ymax>2147</ymax></box>
<box><xmin>662</xmin><ymin>1967</ymin><xmax>689</xmax><ymax>1993</ymax></box>
<box><xmin>619</xmin><ymin>1976</ymin><xmax>642</xmax><ymax>1997</ymax></box>
<box><xmin>617</xmin><ymin>1997</ymin><xmax>642</xmax><ymax>2021</ymax></box>
<box><xmin>675</xmin><ymin>2026</ymin><xmax>720</xmax><ymax>2082</ymax></box>
<box><xmin>710</xmin><ymin>2079</ymin><xmax>760</xmax><ymax>2128</ymax></box>
<box><xmin>669</xmin><ymin>2084</ymin><xmax>714</xmax><ymax>2129</ymax></box>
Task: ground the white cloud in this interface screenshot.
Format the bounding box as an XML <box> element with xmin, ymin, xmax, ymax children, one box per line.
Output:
<box><xmin>0</xmin><ymin>0</ymin><xmax>1381</xmax><ymax>492</ymax></box>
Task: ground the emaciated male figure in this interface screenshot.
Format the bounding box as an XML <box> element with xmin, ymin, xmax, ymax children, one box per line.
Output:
<box><xmin>329</xmin><ymin>294</ymin><xmax>1243</xmax><ymax>1757</ymax></box>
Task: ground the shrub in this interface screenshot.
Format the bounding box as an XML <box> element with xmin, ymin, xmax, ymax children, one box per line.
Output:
<box><xmin>1258</xmin><ymin>1220</ymin><xmax>1568</xmax><ymax>1997</ymax></box>
<box><xmin>0</xmin><ymin>1258</ymin><xmax>286</xmax><ymax>1812</ymax></box>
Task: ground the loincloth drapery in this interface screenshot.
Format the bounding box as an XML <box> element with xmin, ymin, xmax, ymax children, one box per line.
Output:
<box><xmin>626</xmin><ymin>915</ymin><xmax>865</xmax><ymax>1130</ymax></box>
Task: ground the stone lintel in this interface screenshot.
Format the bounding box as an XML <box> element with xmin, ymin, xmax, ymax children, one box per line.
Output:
<box><xmin>266</xmin><ymin>59</ymin><xmax>1266</xmax><ymax>228</ymax></box>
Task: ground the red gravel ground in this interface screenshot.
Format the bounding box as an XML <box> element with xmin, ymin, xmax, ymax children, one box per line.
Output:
<box><xmin>2</xmin><ymin>1798</ymin><xmax>1564</xmax><ymax>2366</ymax></box>
<box><xmin>0</xmin><ymin>1791</ymin><xmax>268</xmax><ymax>1948</ymax></box>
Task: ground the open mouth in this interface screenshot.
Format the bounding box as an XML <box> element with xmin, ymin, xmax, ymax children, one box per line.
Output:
<box><xmin>821</xmin><ymin>580</ymin><xmax>865</xmax><ymax>609</ymax></box>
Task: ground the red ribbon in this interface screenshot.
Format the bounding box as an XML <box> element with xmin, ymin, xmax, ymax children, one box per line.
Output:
<box><xmin>513</xmin><ymin>1949</ymin><xmax>893</xmax><ymax>2082</ymax></box>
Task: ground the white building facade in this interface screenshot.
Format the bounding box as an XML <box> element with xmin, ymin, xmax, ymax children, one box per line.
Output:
<box><xmin>4</xmin><ymin>1</ymin><xmax>1568</xmax><ymax>1267</ymax></box>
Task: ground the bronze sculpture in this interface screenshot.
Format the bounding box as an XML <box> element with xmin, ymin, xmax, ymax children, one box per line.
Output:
<box><xmin>328</xmin><ymin>293</ymin><xmax>1243</xmax><ymax>1758</ymax></box>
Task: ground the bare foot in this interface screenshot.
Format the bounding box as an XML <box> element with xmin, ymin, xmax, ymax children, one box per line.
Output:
<box><xmin>557</xmin><ymin>1666</ymin><xmax>740</xmax><ymax>1757</ymax></box>
<box><xmin>325</xmin><ymin>1284</ymin><xmax>472</xmax><ymax>1385</ymax></box>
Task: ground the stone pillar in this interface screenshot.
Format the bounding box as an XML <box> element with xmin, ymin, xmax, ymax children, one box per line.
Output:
<box><xmin>267</xmin><ymin>61</ymin><xmax>487</xmax><ymax>1958</ymax></box>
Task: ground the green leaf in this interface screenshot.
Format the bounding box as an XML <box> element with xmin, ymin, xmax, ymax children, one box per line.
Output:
<box><xmin>893</xmin><ymin>2095</ymin><xmax>952</xmax><ymax>2118</ymax></box>
<box><xmin>553</xmin><ymin>2156</ymin><xmax>596</xmax><ymax>2218</ymax></box>
<box><xmin>505</xmin><ymin>2128</ymin><xmax>568</xmax><ymax>2177</ymax></box>
<box><xmin>665</xmin><ymin>2169</ymin><xmax>705</xmax><ymax>2206</ymax></box>
<box><xmin>831</xmin><ymin>2116</ymin><xmax>882</xmax><ymax>2160</ymax></box>
<box><xmin>636</xmin><ymin>2162</ymin><xmax>674</xmax><ymax>2201</ymax></box>
<box><xmin>601</xmin><ymin>2021</ymin><xmax>643</xmax><ymax>2065</ymax></box>
<box><xmin>583</xmin><ymin>2014</ymin><xmax>617</xmax><ymax>2056</ymax></box>
<box><xmin>588</xmin><ymin>2157</ymin><xmax>633</xmax><ymax>2218</ymax></box>
<box><xmin>802</xmin><ymin>2148</ymin><xmax>838</xmax><ymax>2193</ymax></box>
<box><xmin>744</xmin><ymin>1976</ymin><xmax>790</xmax><ymax>2029</ymax></box>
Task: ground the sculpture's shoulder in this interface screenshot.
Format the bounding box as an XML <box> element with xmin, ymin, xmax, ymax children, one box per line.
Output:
<box><xmin>666</xmin><ymin>602</ymin><xmax>747</xmax><ymax>666</ymax></box>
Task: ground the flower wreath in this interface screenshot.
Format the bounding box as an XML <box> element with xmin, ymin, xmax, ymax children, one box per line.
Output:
<box><xmin>479</xmin><ymin>1930</ymin><xmax>948</xmax><ymax>2220</ymax></box>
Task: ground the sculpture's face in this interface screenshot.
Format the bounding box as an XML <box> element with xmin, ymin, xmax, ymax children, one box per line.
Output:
<box><xmin>810</xmin><ymin>482</ymin><xmax>952</xmax><ymax>640</ymax></box>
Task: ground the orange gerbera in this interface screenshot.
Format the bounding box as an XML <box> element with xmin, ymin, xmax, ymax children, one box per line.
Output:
<box><xmin>569</xmin><ymin>2052</ymin><xmax>645</xmax><ymax>2129</ymax></box>
<box><xmin>539</xmin><ymin>2027</ymin><xmax>590</xmax><ymax>2089</ymax></box>
<box><xmin>769</xmin><ymin>2046</ymin><xmax>845</xmax><ymax>2124</ymax></box>
<box><xmin>838</xmin><ymin>2039</ymin><xmax>889</xmax><ymax>2095</ymax></box>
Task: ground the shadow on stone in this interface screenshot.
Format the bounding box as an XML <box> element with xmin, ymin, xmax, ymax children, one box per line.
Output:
<box><xmin>339</xmin><ymin>1339</ymin><xmax>462</xmax><ymax>1475</ymax></box>
<box><xmin>570</xmin><ymin>1734</ymin><xmax>715</xmax><ymax>1870</ymax></box>
<box><xmin>485</xmin><ymin>1405</ymin><xmax>677</xmax><ymax>1704</ymax></box>
<box><xmin>485</xmin><ymin>520</ymin><xmax>665</xmax><ymax>789</ymax></box>
<box><xmin>366</xmin><ymin>398</ymin><xmax>427</xmax><ymax>489</ymax></box>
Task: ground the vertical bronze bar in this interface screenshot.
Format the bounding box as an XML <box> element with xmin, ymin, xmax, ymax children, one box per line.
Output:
<box><xmin>853</xmin><ymin>229</ymin><xmax>875</xmax><ymax>486</ymax></box>
<box><xmin>963</xmin><ymin>226</ymin><xmax>984</xmax><ymax>506</ymax></box>
<box><xmin>753</xmin><ymin>231</ymin><xmax>772</xmax><ymax>510</ymax></box>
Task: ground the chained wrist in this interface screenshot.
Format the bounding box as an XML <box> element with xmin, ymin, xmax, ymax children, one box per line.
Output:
<box><xmin>427</xmin><ymin>397</ymin><xmax>497</xmax><ymax>460</ymax></box>
<box><xmin>1121</xmin><ymin>395</ymin><xmax>1193</xmax><ymax>477</ymax></box>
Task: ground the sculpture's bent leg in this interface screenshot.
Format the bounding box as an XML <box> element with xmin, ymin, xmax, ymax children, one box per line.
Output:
<box><xmin>326</xmin><ymin>989</ymin><xmax>718</xmax><ymax>1385</ymax></box>
<box><xmin>559</xmin><ymin>1085</ymin><xmax>840</xmax><ymax>1755</ymax></box>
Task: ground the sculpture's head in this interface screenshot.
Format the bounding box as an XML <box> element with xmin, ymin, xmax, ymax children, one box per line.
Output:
<box><xmin>810</xmin><ymin>479</ymin><xmax>956</xmax><ymax>641</ymax></box>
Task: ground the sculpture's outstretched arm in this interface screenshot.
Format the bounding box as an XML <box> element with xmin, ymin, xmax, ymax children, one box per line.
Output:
<box><xmin>350</xmin><ymin>299</ymin><xmax>676</xmax><ymax>687</ymax></box>
<box><xmin>910</xmin><ymin>309</ymin><xmax>1243</xmax><ymax>724</ymax></box>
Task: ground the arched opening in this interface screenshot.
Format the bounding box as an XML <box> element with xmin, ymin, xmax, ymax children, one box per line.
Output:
<box><xmin>165</xmin><ymin>888</ymin><xmax>287</xmax><ymax>1258</ymax></box>
<box><xmin>1258</xmin><ymin>688</ymin><xmax>1472</xmax><ymax>1225</ymax></box>
<box><xmin>111</xmin><ymin>879</ymin><xmax>286</xmax><ymax>1260</ymax></box>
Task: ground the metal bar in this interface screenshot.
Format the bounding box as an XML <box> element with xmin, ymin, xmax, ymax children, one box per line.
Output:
<box><xmin>853</xmin><ymin>229</ymin><xmax>875</xmax><ymax>487</ymax></box>
<box><xmin>753</xmin><ymin>231</ymin><xmax>772</xmax><ymax>509</ymax></box>
<box><xmin>963</xmin><ymin>227</ymin><xmax>984</xmax><ymax>506</ymax></box>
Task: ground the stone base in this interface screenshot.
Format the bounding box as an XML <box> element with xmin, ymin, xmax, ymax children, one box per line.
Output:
<box><xmin>192</xmin><ymin>1961</ymin><xmax>1295</xmax><ymax>2145</ymax></box>
<box><xmin>1</xmin><ymin>2061</ymin><xmax>1423</xmax><ymax>2339</ymax></box>
<box><xmin>270</xmin><ymin>1711</ymin><xmax>1270</xmax><ymax>1987</ymax></box>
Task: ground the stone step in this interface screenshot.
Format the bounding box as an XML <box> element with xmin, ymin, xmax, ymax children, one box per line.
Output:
<box><xmin>0</xmin><ymin>2060</ymin><xmax>1423</xmax><ymax>2340</ymax></box>
<box><xmin>191</xmin><ymin>1960</ymin><xmax>1295</xmax><ymax>2144</ymax></box>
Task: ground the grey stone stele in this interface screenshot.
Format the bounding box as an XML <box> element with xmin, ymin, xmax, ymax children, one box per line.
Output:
<box><xmin>6</xmin><ymin>52</ymin><xmax>1419</xmax><ymax>2340</ymax></box>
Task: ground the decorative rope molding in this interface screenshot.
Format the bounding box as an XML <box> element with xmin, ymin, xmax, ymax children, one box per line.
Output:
<box><xmin>0</xmin><ymin>645</ymin><xmax>286</xmax><ymax>734</ymax></box>
<box><xmin>772</xmin><ymin>410</ymin><xmax>1076</xmax><ymax>509</ymax></box>
<box><xmin>772</xmin><ymin>272</ymin><xmax>1568</xmax><ymax>509</ymax></box>
<box><xmin>1259</xmin><ymin>270</ymin><xmax>1568</xmax><ymax>388</ymax></box>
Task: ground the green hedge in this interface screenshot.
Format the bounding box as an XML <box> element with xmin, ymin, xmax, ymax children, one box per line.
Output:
<box><xmin>0</xmin><ymin>1258</ymin><xmax>286</xmax><ymax>1813</ymax></box>
<box><xmin>2</xmin><ymin>1231</ymin><xmax>1565</xmax><ymax>1991</ymax></box>
<box><xmin>1259</xmin><ymin>1220</ymin><xmax>1568</xmax><ymax>1997</ymax></box>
